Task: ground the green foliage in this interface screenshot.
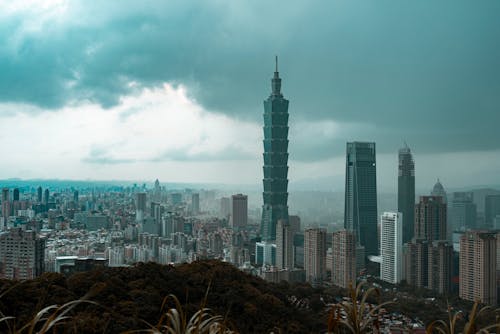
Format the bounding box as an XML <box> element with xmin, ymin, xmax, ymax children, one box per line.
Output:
<box><xmin>2</xmin><ymin>261</ymin><xmax>499</xmax><ymax>333</ymax></box>
<box><xmin>426</xmin><ymin>301</ymin><xmax>500</xmax><ymax>334</ymax></box>
<box><xmin>0</xmin><ymin>261</ymin><xmax>320</xmax><ymax>333</ymax></box>
<box><xmin>327</xmin><ymin>281</ymin><xmax>392</xmax><ymax>334</ymax></box>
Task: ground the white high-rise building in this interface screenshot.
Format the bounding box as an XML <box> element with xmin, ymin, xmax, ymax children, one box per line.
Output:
<box><xmin>380</xmin><ymin>212</ymin><xmax>403</xmax><ymax>284</ymax></box>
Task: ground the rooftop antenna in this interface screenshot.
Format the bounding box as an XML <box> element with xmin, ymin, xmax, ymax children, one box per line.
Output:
<box><xmin>275</xmin><ymin>55</ymin><xmax>278</xmax><ymax>72</ymax></box>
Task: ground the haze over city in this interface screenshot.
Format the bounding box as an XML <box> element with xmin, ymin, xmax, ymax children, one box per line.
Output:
<box><xmin>1</xmin><ymin>1</ymin><xmax>499</xmax><ymax>191</ymax></box>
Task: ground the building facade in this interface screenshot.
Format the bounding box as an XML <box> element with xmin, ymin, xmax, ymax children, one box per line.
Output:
<box><xmin>276</xmin><ymin>219</ymin><xmax>294</xmax><ymax>270</ymax></box>
<box><xmin>191</xmin><ymin>193</ymin><xmax>200</xmax><ymax>215</ymax></box>
<box><xmin>404</xmin><ymin>238</ymin><xmax>429</xmax><ymax>288</ymax></box>
<box><xmin>459</xmin><ymin>231</ymin><xmax>497</xmax><ymax>305</ymax></box>
<box><xmin>380</xmin><ymin>212</ymin><xmax>403</xmax><ymax>284</ymax></box>
<box><xmin>415</xmin><ymin>196</ymin><xmax>447</xmax><ymax>242</ymax></box>
<box><xmin>406</xmin><ymin>196</ymin><xmax>452</xmax><ymax>293</ymax></box>
<box><xmin>2</xmin><ymin>188</ymin><xmax>10</xmax><ymax>222</ymax></box>
<box><xmin>231</xmin><ymin>194</ymin><xmax>248</xmax><ymax>231</ymax></box>
<box><xmin>304</xmin><ymin>228</ymin><xmax>326</xmax><ymax>285</ymax></box>
<box><xmin>428</xmin><ymin>240</ymin><xmax>453</xmax><ymax>294</ymax></box>
<box><xmin>485</xmin><ymin>195</ymin><xmax>500</xmax><ymax>229</ymax></box>
<box><xmin>136</xmin><ymin>192</ymin><xmax>147</xmax><ymax>222</ymax></box>
<box><xmin>261</xmin><ymin>58</ymin><xmax>289</xmax><ymax>241</ymax></box>
<box><xmin>332</xmin><ymin>229</ymin><xmax>356</xmax><ymax>289</ymax></box>
<box><xmin>0</xmin><ymin>228</ymin><xmax>45</xmax><ymax>280</ymax></box>
<box><xmin>398</xmin><ymin>145</ymin><xmax>415</xmax><ymax>244</ymax></box>
<box><xmin>431</xmin><ymin>179</ymin><xmax>447</xmax><ymax>203</ymax></box>
<box><xmin>451</xmin><ymin>192</ymin><xmax>476</xmax><ymax>232</ymax></box>
<box><xmin>344</xmin><ymin>142</ymin><xmax>378</xmax><ymax>256</ymax></box>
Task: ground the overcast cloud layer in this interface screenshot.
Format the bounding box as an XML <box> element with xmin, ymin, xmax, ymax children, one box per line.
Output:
<box><xmin>0</xmin><ymin>0</ymin><xmax>499</xmax><ymax>190</ymax></box>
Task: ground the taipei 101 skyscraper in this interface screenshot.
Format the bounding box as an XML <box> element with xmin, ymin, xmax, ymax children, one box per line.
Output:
<box><xmin>261</xmin><ymin>57</ymin><xmax>289</xmax><ymax>241</ymax></box>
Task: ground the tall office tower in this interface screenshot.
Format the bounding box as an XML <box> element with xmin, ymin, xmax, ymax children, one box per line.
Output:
<box><xmin>261</xmin><ymin>57</ymin><xmax>289</xmax><ymax>241</ymax></box>
<box><xmin>398</xmin><ymin>145</ymin><xmax>415</xmax><ymax>244</ymax></box>
<box><xmin>431</xmin><ymin>179</ymin><xmax>447</xmax><ymax>203</ymax></box>
<box><xmin>73</xmin><ymin>190</ymin><xmax>79</xmax><ymax>203</ymax></box>
<box><xmin>289</xmin><ymin>215</ymin><xmax>301</xmax><ymax>233</ymax></box>
<box><xmin>460</xmin><ymin>231</ymin><xmax>497</xmax><ymax>305</ymax></box>
<box><xmin>304</xmin><ymin>228</ymin><xmax>327</xmax><ymax>285</ymax></box>
<box><xmin>380</xmin><ymin>212</ymin><xmax>403</xmax><ymax>284</ymax></box>
<box><xmin>276</xmin><ymin>219</ymin><xmax>294</xmax><ymax>269</ymax></box>
<box><xmin>332</xmin><ymin>229</ymin><xmax>356</xmax><ymax>289</ymax></box>
<box><xmin>170</xmin><ymin>192</ymin><xmax>182</xmax><ymax>205</ymax></box>
<box><xmin>153</xmin><ymin>179</ymin><xmax>161</xmax><ymax>202</ymax></box>
<box><xmin>12</xmin><ymin>188</ymin><xmax>20</xmax><ymax>202</ymax></box>
<box><xmin>37</xmin><ymin>186</ymin><xmax>42</xmax><ymax>203</ymax></box>
<box><xmin>220</xmin><ymin>197</ymin><xmax>230</xmax><ymax>219</ymax></box>
<box><xmin>485</xmin><ymin>195</ymin><xmax>500</xmax><ymax>228</ymax></box>
<box><xmin>428</xmin><ymin>240</ymin><xmax>453</xmax><ymax>294</ymax></box>
<box><xmin>344</xmin><ymin>142</ymin><xmax>378</xmax><ymax>256</ymax></box>
<box><xmin>451</xmin><ymin>192</ymin><xmax>476</xmax><ymax>232</ymax></box>
<box><xmin>0</xmin><ymin>228</ymin><xmax>45</xmax><ymax>279</ymax></box>
<box><xmin>136</xmin><ymin>192</ymin><xmax>147</xmax><ymax>222</ymax></box>
<box><xmin>415</xmin><ymin>196</ymin><xmax>447</xmax><ymax>242</ymax></box>
<box><xmin>404</xmin><ymin>238</ymin><xmax>429</xmax><ymax>288</ymax></box>
<box><xmin>1</xmin><ymin>188</ymin><xmax>9</xmax><ymax>221</ymax></box>
<box><xmin>231</xmin><ymin>194</ymin><xmax>248</xmax><ymax>231</ymax></box>
<box><xmin>407</xmin><ymin>196</ymin><xmax>452</xmax><ymax>292</ymax></box>
<box><xmin>151</xmin><ymin>202</ymin><xmax>162</xmax><ymax>223</ymax></box>
<box><xmin>191</xmin><ymin>193</ymin><xmax>200</xmax><ymax>215</ymax></box>
<box><xmin>43</xmin><ymin>189</ymin><xmax>49</xmax><ymax>206</ymax></box>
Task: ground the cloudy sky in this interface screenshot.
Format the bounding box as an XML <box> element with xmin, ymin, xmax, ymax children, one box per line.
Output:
<box><xmin>0</xmin><ymin>0</ymin><xmax>499</xmax><ymax>191</ymax></box>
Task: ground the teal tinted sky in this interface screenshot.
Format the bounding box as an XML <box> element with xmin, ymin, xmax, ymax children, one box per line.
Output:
<box><xmin>0</xmin><ymin>1</ymin><xmax>499</xmax><ymax>190</ymax></box>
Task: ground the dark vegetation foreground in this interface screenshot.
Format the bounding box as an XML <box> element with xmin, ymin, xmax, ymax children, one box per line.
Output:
<box><xmin>1</xmin><ymin>260</ymin><xmax>498</xmax><ymax>333</ymax></box>
<box><xmin>0</xmin><ymin>261</ymin><xmax>325</xmax><ymax>333</ymax></box>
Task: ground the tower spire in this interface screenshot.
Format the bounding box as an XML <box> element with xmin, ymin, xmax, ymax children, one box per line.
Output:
<box><xmin>271</xmin><ymin>56</ymin><xmax>282</xmax><ymax>96</ymax></box>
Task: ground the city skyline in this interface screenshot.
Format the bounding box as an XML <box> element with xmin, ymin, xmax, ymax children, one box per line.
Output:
<box><xmin>1</xmin><ymin>1</ymin><xmax>500</xmax><ymax>191</ymax></box>
<box><xmin>261</xmin><ymin>59</ymin><xmax>289</xmax><ymax>241</ymax></box>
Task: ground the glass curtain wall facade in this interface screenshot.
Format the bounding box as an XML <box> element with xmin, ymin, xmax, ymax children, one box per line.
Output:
<box><xmin>344</xmin><ymin>142</ymin><xmax>378</xmax><ymax>256</ymax></box>
<box><xmin>261</xmin><ymin>58</ymin><xmax>289</xmax><ymax>241</ymax></box>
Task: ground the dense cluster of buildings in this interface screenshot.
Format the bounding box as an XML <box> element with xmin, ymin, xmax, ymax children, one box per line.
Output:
<box><xmin>0</xmin><ymin>61</ymin><xmax>499</xmax><ymax>311</ymax></box>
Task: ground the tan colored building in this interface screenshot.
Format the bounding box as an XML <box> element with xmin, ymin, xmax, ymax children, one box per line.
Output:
<box><xmin>459</xmin><ymin>231</ymin><xmax>497</xmax><ymax>305</ymax></box>
<box><xmin>230</xmin><ymin>194</ymin><xmax>248</xmax><ymax>231</ymax></box>
<box><xmin>0</xmin><ymin>228</ymin><xmax>45</xmax><ymax>280</ymax></box>
<box><xmin>404</xmin><ymin>239</ymin><xmax>453</xmax><ymax>294</ymax></box>
<box><xmin>428</xmin><ymin>240</ymin><xmax>453</xmax><ymax>294</ymax></box>
<box><xmin>304</xmin><ymin>228</ymin><xmax>326</xmax><ymax>285</ymax></box>
<box><xmin>415</xmin><ymin>196</ymin><xmax>447</xmax><ymax>242</ymax></box>
<box><xmin>332</xmin><ymin>229</ymin><xmax>356</xmax><ymax>289</ymax></box>
<box><xmin>404</xmin><ymin>238</ymin><xmax>428</xmax><ymax>288</ymax></box>
<box><xmin>276</xmin><ymin>219</ymin><xmax>294</xmax><ymax>270</ymax></box>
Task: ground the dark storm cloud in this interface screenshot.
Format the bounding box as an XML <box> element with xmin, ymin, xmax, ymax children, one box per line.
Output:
<box><xmin>1</xmin><ymin>0</ymin><xmax>500</xmax><ymax>157</ymax></box>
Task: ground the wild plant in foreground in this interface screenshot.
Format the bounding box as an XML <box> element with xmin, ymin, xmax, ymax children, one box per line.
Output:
<box><xmin>327</xmin><ymin>281</ymin><xmax>392</xmax><ymax>334</ymax></box>
<box><xmin>426</xmin><ymin>300</ymin><xmax>500</xmax><ymax>334</ymax></box>
<box><xmin>0</xmin><ymin>298</ymin><xmax>98</xmax><ymax>334</ymax></box>
<box><xmin>0</xmin><ymin>281</ymin><xmax>102</xmax><ymax>334</ymax></box>
<box><xmin>127</xmin><ymin>292</ymin><xmax>236</xmax><ymax>334</ymax></box>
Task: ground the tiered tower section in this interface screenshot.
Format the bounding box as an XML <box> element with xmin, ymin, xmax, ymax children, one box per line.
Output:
<box><xmin>261</xmin><ymin>57</ymin><xmax>289</xmax><ymax>241</ymax></box>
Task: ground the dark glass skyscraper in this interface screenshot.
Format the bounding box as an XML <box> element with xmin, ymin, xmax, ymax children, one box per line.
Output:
<box><xmin>344</xmin><ymin>142</ymin><xmax>378</xmax><ymax>256</ymax></box>
<box><xmin>398</xmin><ymin>144</ymin><xmax>415</xmax><ymax>244</ymax></box>
<box><xmin>261</xmin><ymin>58</ymin><xmax>289</xmax><ymax>241</ymax></box>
